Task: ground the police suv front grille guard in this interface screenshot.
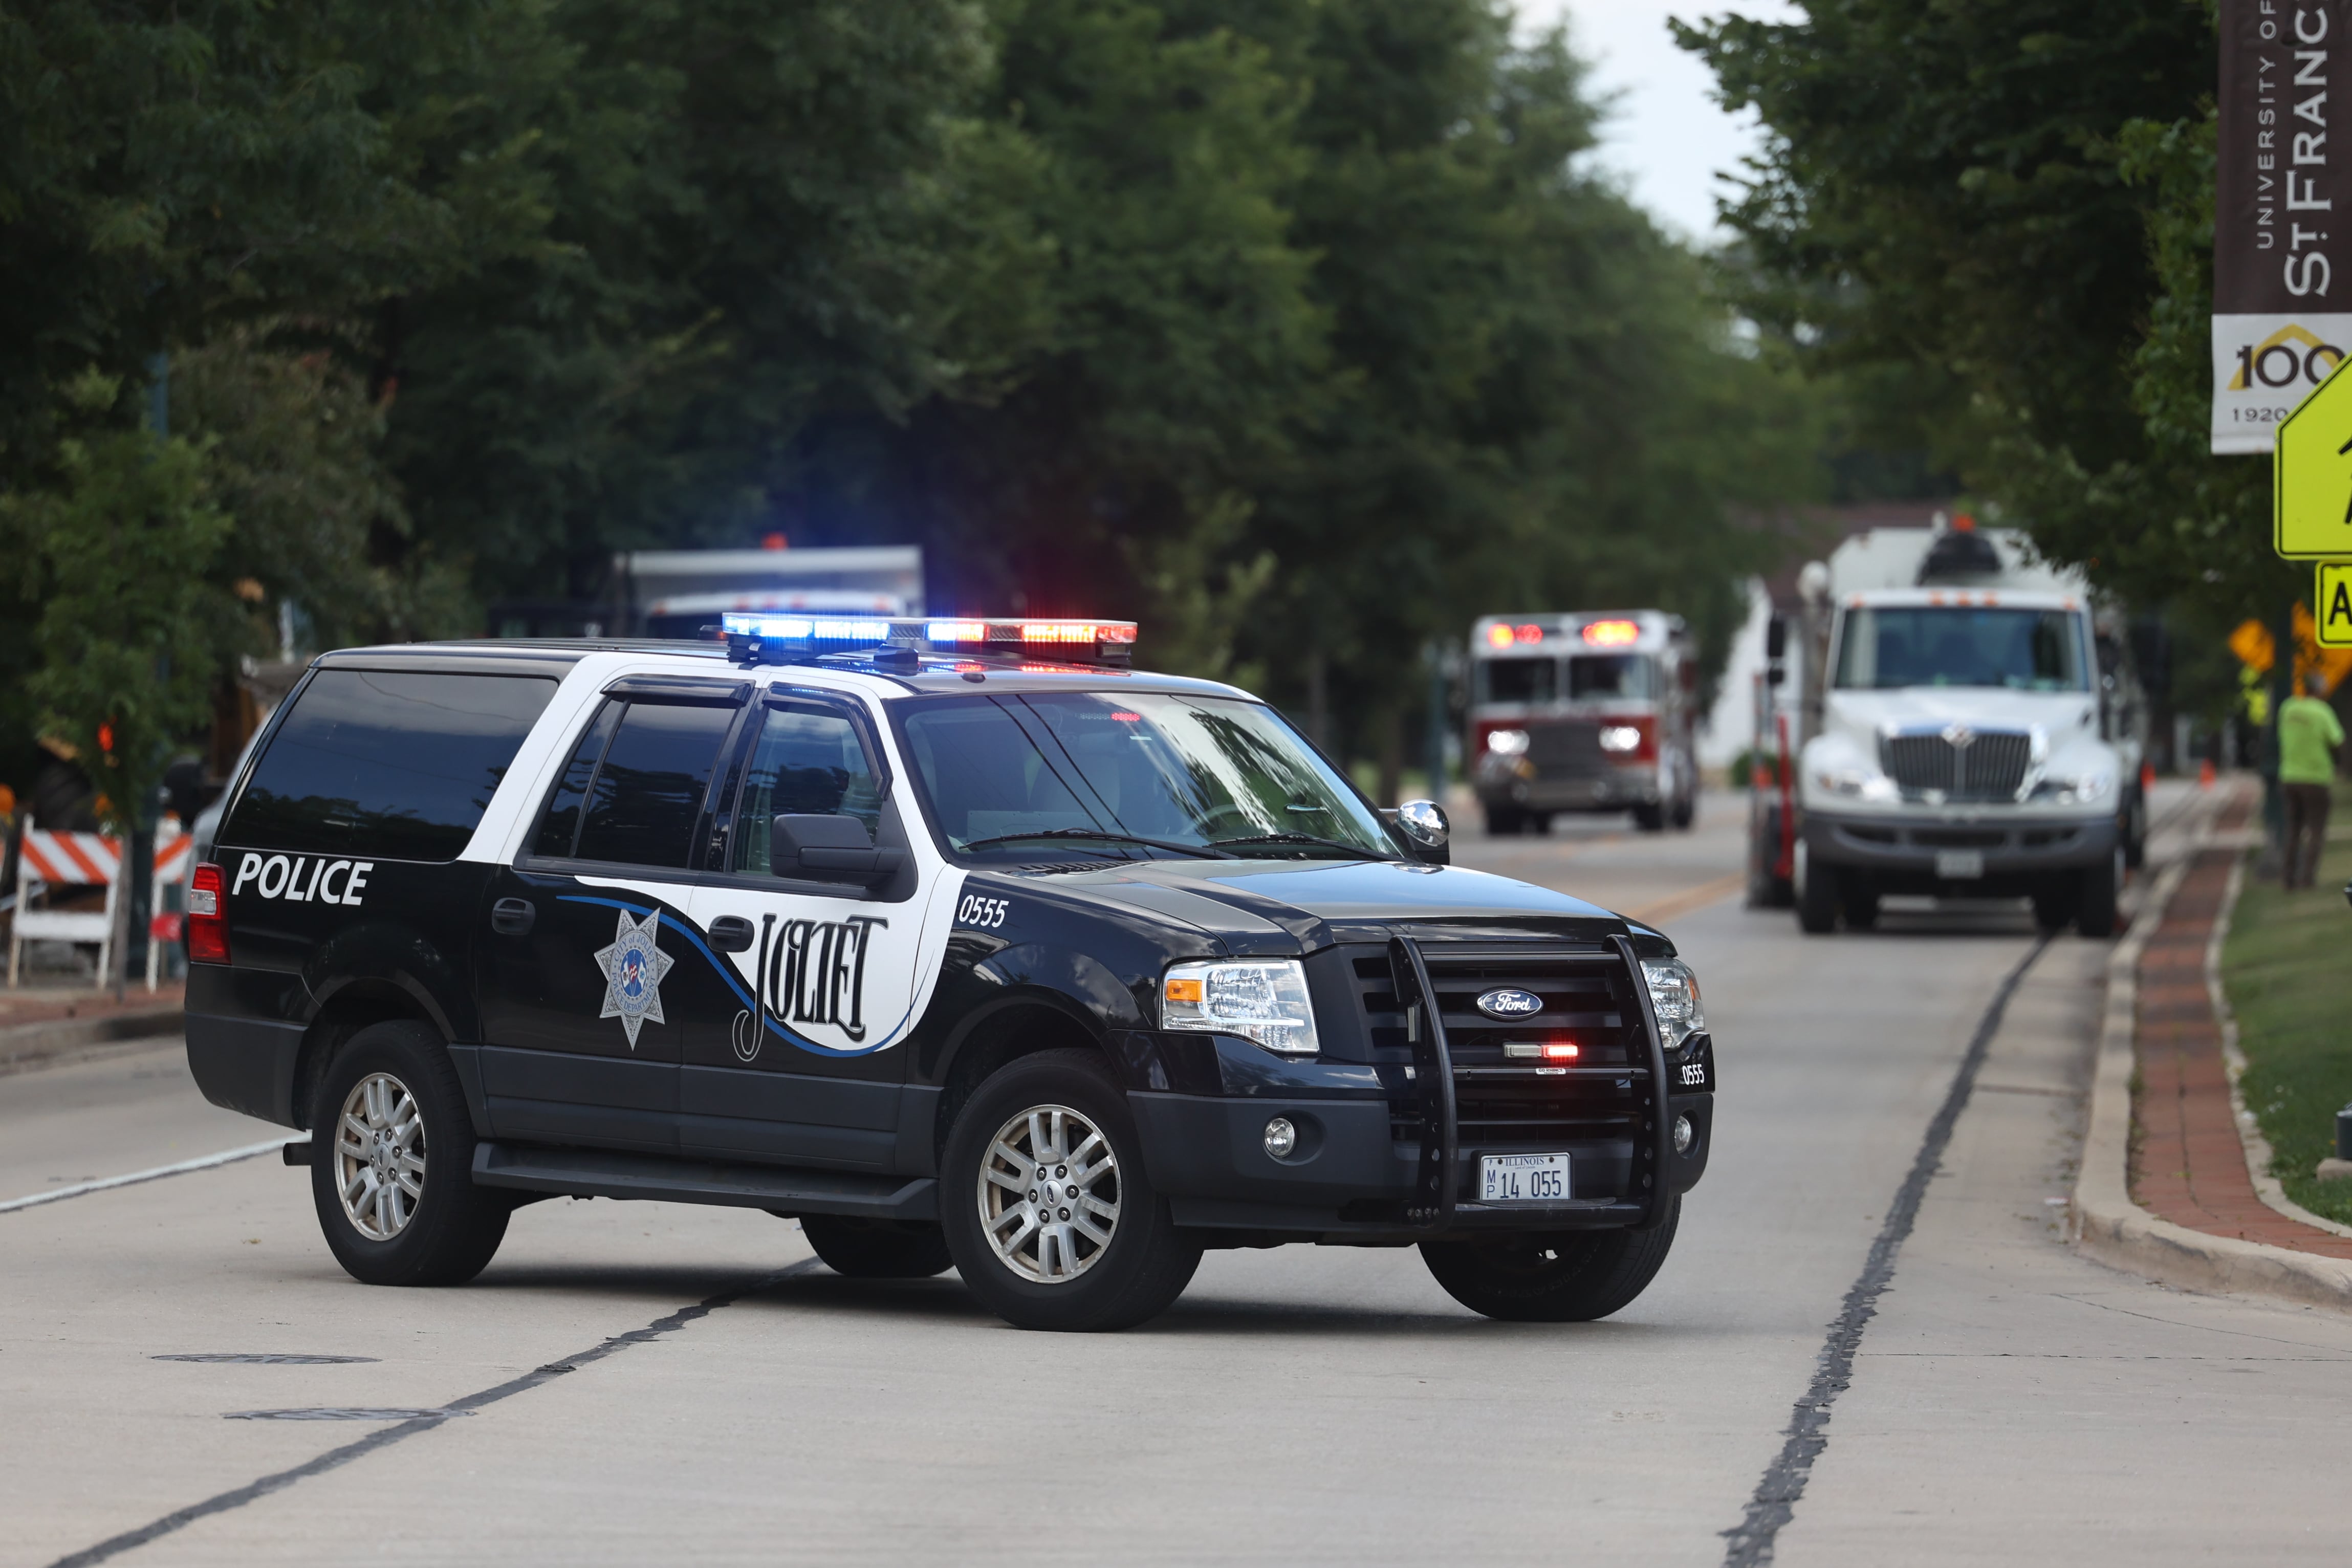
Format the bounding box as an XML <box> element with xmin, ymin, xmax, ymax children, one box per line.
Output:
<box><xmin>1387</xmin><ymin>936</ymin><xmax>1673</xmax><ymax>1231</ymax></box>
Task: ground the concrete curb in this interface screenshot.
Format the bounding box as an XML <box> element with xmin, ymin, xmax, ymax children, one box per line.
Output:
<box><xmin>2071</xmin><ymin>797</ymin><xmax>2352</xmax><ymax>1311</ymax></box>
<box><xmin>0</xmin><ymin>1004</ymin><xmax>184</xmax><ymax>1075</ymax></box>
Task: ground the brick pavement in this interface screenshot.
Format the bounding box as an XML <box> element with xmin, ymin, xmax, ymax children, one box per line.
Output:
<box><xmin>2130</xmin><ymin>797</ymin><xmax>2352</xmax><ymax>1258</ymax></box>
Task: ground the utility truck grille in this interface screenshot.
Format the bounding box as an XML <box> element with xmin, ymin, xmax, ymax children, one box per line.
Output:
<box><xmin>1880</xmin><ymin>729</ymin><xmax>2031</xmax><ymax>801</ymax></box>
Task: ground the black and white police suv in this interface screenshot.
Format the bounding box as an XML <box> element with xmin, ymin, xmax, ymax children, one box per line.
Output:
<box><xmin>183</xmin><ymin>613</ymin><xmax>1714</xmax><ymax>1331</ymax></box>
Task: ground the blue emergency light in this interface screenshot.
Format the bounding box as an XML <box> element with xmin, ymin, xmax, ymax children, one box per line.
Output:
<box><xmin>719</xmin><ymin>612</ymin><xmax>1138</xmax><ymax>668</ymax></box>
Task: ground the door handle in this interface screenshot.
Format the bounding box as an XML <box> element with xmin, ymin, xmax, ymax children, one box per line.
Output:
<box><xmin>491</xmin><ymin>898</ymin><xmax>536</xmax><ymax>936</ymax></box>
<box><xmin>709</xmin><ymin>915</ymin><xmax>756</xmax><ymax>953</ymax></box>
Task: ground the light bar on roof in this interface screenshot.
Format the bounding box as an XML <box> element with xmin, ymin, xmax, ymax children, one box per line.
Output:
<box><xmin>720</xmin><ymin>612</ymin><xmax>1139</xmax><ymax>668</ymax></box>
<box><xmin>1581</xmin><ymin>619</ymin><xmax>1640</xmax><ymax>647</ymax></box>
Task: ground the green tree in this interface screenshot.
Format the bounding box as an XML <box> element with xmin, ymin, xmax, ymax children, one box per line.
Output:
<box><xmin>1674</xmin><ymin>0</ymin><xmax>2245</xmax><ymax>613</ymax></box>
<box><xmin>0</xmin><ymin>377</ymin><xmax>231</xmax><ymax>829</ymax></box>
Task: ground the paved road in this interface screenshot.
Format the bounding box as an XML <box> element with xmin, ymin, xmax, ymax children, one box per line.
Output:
<box><xmin>6</xmin><ymin>788</ymin><xmax>2349</xmax><ymax>1565</ymax></box>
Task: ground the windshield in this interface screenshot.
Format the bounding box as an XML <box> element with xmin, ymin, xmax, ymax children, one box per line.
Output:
<box><xmin>896</xmin><ymin>691</ymin><xmax>1396</xmax><ymax>861</ymax></box>
<box><xmin>1834</xmin><ymin>606</ymin><xmax>2087</xmax><ymax>692</ymax></box>
<box><xmin>1474</xmin><ymin>656</ymin><xmax>1555</xmax><ymax>705</ymax></box>
<box><xmin>1567</xmin><ymin>654</ymin><xmax>1654</xmax><ymax>702</ymax></box>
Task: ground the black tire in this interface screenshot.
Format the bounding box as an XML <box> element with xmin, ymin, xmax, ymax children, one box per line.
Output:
<box><xmin>940</xmin><ymin>1049</ymin><xmax>1201</xmax><ymax>1331</ymax></box>
<box><xmin>1796</xmin><ymin>856</ymin><xmax>1839</xmax><ymax>934</ymax></box>
<box><xmin>1670</xmin><ymin>793</ymin><xmax>1696</xmax><ymax>831</ymax></box>
<box><xmin>2030</xmin><ymin>879</ymin><xmax>2077</xmax><ymax>935</ymax></box>
<box><xmin>1484</xmin><ymin>804</ymin><xmax>1526</xmax><ymax>836</ymax></box>
<box><xmin>1840</xmin><ymin>880</ymin><xmax>1880</xmax><ymax>931</ymax></box>
<box><xmin>309</xmin><ymin>1021</ymin><xmax>509</xmax><ymax>1287</ymax></box>
<box><xmin>1527</xmin><ymin>812</ymin><xmax>1553</xmax><ymax>836</ymax></box>
<box><xmin>2076</xmin><ymin>847</ymin><xmax>2121</xmax><ymax>939</ymax></box>
<box><xmin>1632</xmin><ymin>803</ymin><xmax>1666</xmax><ymax>833</ymax></box>
<box><xmin>1422</xmin><ymin>1201</ymin><xmax>1680</xmax><ymax>1322</ymax></box>
<box><xmin>2122</xmin><ymin>793</ymin><xmax>2147</xmax><ymax>870</ymax></box>
<box><xmin>798</xmin><ymin>1215</ymin><xmax>953</xmax><ymax>1279</ymax></box>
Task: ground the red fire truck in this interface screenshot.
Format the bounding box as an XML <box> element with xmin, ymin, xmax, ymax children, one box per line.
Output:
<box><xmin>1467</xmin><ymin>611</ymin><xmax>1700</xmax><ymax>836</ymax></box>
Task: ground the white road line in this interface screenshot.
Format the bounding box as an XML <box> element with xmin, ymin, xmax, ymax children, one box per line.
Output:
<box><xmin>0</xmin><ymin>1138</ymin><xmax>297</xmax><ymax>1214</ymax></box>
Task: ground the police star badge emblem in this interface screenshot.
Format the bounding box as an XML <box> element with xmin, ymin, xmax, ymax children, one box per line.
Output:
<box><xmin>593</xmin><ymin>909</ymin><xmax>674</xmax><ymax>1048</ymax></box>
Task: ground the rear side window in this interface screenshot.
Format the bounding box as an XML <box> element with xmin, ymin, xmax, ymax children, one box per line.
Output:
<box><xmin>225</xmin><ymin>670</ymin><xmax>558</xmax><ymax>862</ymax></box>
<box><xmin>539</xmin><ymin>701</ymin><xmax>737</xmax><ymax>868</ymax></box>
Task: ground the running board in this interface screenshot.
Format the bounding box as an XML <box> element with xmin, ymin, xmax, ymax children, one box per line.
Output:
<box><xmin>470</xmin><ymin>1142</ymin><xmax>938</xmax><ymax>1222</ymax></box>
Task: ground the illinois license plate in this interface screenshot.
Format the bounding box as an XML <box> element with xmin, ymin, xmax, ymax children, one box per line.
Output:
<box><xmin>1479</xmin><ymin>1152</ymin><xmax>1570</xmax><ymax>1202</ymax></box>
<box><xmin>1935</xmin><ymin>850</ymin><xmax>1985</xmax><ymax>879</ymax></box>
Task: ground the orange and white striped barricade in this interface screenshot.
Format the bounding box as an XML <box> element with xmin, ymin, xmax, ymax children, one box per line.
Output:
<box><xmin>147</xmin><ymin>815</ymin><xmax>195</xmax><ymax>991</ymax></box>
<box><xmin>9</xmin><ymin>819</ymin><xmax>125</xmax><ymax>991</ymax></box>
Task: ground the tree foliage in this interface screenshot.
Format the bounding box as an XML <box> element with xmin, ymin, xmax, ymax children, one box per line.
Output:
<box><xmin>1674</xmin><ymin>1</ymin><xmax>2285</xmax><ymax>627</ymax></box>
<box><xmin>1</xmin><ymin>0</ymin><xmax>1832</xmax><ymax>805</ymax></box>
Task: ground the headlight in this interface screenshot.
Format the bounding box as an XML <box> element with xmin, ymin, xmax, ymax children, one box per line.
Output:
<box><xmin>1640</xmin><ymin>957</ymin><xmax>1706</xmax><ymax>1051</ymax></box>
<box><xmin>1813</xmin><ymin>767</ymin><xmax>1899</xmax><ymax>803</ymax></box>
<box><xmin>2034</xmin><ymin>770</ymin><xmax>2115</xmax><ymax>807</ymax></box>
<box><xmin>1599</xmin><ymin>725</ymin><xmax>1643</xmax><ymax>753</ymax></box>
<box><xmin>1486</xmin><ymin>728</ymin><xmax>1529</xmax><ymax>756</ymax></box>
<box><xmin>1162</xmin><ymin>960</ymin><xmax>1320</xmax><ymax>1055</ymax></box>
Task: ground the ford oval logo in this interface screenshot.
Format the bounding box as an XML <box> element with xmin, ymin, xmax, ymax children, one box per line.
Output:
<box><xmin>1476</xmin><ymin>987</ymin><xmax>1544</xmax><ymax>1019</ymax></box>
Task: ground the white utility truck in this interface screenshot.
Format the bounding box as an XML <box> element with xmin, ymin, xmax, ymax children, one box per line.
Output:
<box><xmin>1784</xmin><ymin>520</ymin><xmax>2145</xmax><ymax>937</ymax></box>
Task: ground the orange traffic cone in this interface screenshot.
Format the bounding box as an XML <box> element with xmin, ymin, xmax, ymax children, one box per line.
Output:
<box><xmin>2140</xmin><ymin>760</ymin><xmax>2156</xmax><ymax>797</ymax></box>
<box><xmin>2198</xmin><ymin>757</ymin><xmax>2216</xmax><ymax>789</ymax></box>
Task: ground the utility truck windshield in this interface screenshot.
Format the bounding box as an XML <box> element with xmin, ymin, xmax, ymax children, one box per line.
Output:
<box><xmin>898</xmin><ymin>691</ymin><xmax>1396</xmax><ymax>861</ymax></box>
<box><xmin>1833</xmin><ymin>606</ymin><xmax>2087</xmax><ymax>693</ymax></box>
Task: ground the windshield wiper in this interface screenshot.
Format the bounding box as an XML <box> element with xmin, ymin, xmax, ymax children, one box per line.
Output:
<box><xmin>1207</xmin><ymin>832</ymin><xmax>1392</xmax><ymax>861</ymax></box>
<box><xmin>956</xmin><ymin>828</ymin><xmax>1237</xmax><ymax>860</ymax></box>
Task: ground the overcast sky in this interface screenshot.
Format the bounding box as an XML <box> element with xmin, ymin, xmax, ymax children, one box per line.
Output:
<box><xmin>1512</xmin><ymin>1</ymin><xmax>1803</xmax><ymax>244</ymax></box>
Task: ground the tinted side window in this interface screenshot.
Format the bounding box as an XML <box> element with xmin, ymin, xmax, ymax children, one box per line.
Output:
<box><xmin>732</xmin><ymin>706</ymin><xmax>882</xmax><ymax>873</ymax></box>
<box><xmin>572</xmin><ymin>702</ymin><xmax>736</xmax><ymax>868</ymax></box>
<box><xmin>532</xmin><ymin>701</ymin><xmax>621</xmax><ymax>859</ymax></box>
<box><xmin>226</xmin><ymin>670</ymin><xmax>558</xmax><ymax>861</ymax></box>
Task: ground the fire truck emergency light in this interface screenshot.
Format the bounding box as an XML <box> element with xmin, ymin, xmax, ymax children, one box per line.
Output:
<box><xmin>1580</xmin><ymin>619</ymin><xmax>1640</xmax><ymax>646</ymax></box>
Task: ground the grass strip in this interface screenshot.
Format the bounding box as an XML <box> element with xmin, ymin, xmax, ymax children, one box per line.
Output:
<box><xmin>2223</xmin><ymin>780</ymin><xmax>2352</xmax><ymax>1224</ymax></box>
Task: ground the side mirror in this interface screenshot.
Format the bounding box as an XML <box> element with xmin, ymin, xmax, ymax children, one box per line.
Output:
<box><xmin>772</xmin><ymin>814</ymin><xmax>905</xmax><ymax>884</ymax></box>
<box><xmin>1392</xmin><ymin>799</ymin><xmax>1450</xmax><ymax>865</ymax></box>
<box><xmin>1766</xmin><ymin>616</ymin><xmax>1788</xmax><ymax>660</ymax></box>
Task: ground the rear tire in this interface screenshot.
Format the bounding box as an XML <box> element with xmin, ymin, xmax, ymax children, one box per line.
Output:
<box><xmin>1632</xmin><ymin>803</ymin><xmax>1666</xmax><ymax>833</ymax></box>
<box><xmin>2076</xmin><ymin>847</ymin><xmax>2121</xmax><ymax>939</ymax></box>
<box><xmin>797</xmin><ymin>1216</ymin><xmax>953</xmax><ymax>1279</ymax></box>
<box><xmin>1670</xmin><ymin>793</ymin><xmax>1695</xmax><ymax>831</ymax></box>
<box><xmin>1797</xmin><ymin>856</ymin><xmax>1839</xmax><ymax>934</ymax></box>
<box><xmin>940</xmin><ymin>1049</ymin><xmax>1201</xmax><ymax>1331</ymax></box>
<box><xmin>309</xmin><ymin>1021</ymin><xmax>509</xmax><ymax>1288</ymax></box>
<box><xmin>1484</xmin><ymin>805</ymin><xmax>1526</xmax><ymax>836</ymax></box>
<box><xmin>2122</xmin><ymin>794</ymin><xmax>2148</xmax><ymax>870</ymax></box>
<box><xmin>1527</xmin><ymin>812</ymin><xmax>1553</xmax><ymax>836</ymax></box>
<box><xmin>1422</xmin><ymin>1201</ymin><xmax>1679</xmax><ymax>1322</ymax></box>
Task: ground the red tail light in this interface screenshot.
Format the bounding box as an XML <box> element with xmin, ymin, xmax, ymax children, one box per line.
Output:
<box><xmin>187</xmin><ymin>862</ymin><xmax>229</xmax><ymax>965</ymax></box>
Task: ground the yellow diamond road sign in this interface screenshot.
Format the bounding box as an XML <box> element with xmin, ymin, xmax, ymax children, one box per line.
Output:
<box><xmin>2273</xmin><ymin>355</ymin><xmax>2352</xmax><ymax>558</ymax></box>
<box><xmin>2320</xmin><ymin>562</ymin><xmax>2352</xmax><ymax>648</ymax></box>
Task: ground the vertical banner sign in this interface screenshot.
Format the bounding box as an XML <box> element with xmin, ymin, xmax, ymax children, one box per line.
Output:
<box><xmin>2215</xmin><ymin>0</ymin><xmax>2352</xmax><ymax>453</ymax></box>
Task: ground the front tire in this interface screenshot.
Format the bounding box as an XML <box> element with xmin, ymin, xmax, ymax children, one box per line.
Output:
<box><xmin>1796</xmin><ymin>856</ymin><xmax>1839</xmax><ymax>934</ymax></box>
<box><xmin>1632</xmin><ymin>802</ymin><xmax>1666</xmax><ymax>833</ymax></box>
<box><xmin>797</xmin><ymin>1216</ymin><xmax>953</xmax><ymax>1279</ymax></box>
<box><xmin>2076</xmin><ymin>846</ymin><xmax>2121</xmax><ymax>939</ymax></box>
<box><xmin>1840</xmin><ymin>879</ymin><xmax>1880</xmax><ymax>931</ymax></box>
<box><xmin>1422</xmin><ymin>1202</ymin><xmax>1680</xmax><ymax>1322</ymax></box>
<box><xmin>310</xmin><ymin>1021</ymin><xmax>509</xmax><ymax>1287</ymax></box>
<box><xmin>1484</xmin><ymin>804</ymin><xmax>1526</xmax><ymax>836</ymax></box>
<box><xmin>940</xmin><ymin>1049</ymin><xmax>1201</xmax><ymax>1331</ymax></box>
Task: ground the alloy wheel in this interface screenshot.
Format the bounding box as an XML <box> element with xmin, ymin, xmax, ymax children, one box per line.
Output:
<box><xmin>977</xmin><ymin>1103</ymin><xmax>1121</xmax><ymax>1283</ymax></box>
<box><xmin>334</xmin><ymin>1071</ymin><xmax>425</xmax><ymax>1241</ymax></box>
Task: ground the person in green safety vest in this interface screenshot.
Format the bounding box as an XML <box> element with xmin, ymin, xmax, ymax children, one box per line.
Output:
<box><xmin>2279</xmin><ymin>670</ymin><xmax>2345</xmax><ymax>890</ymax></box>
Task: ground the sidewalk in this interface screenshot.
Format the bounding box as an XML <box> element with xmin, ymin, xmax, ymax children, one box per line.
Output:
<box><xmin>0</xmin><ymin>981</ymin><xmax>185</xmax><ymax>1073</ymax></box>
<box><xmin>2075</xmin><ymin>778</ymin><xmax>2352</xmax><ymax>1308</ymax></box>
